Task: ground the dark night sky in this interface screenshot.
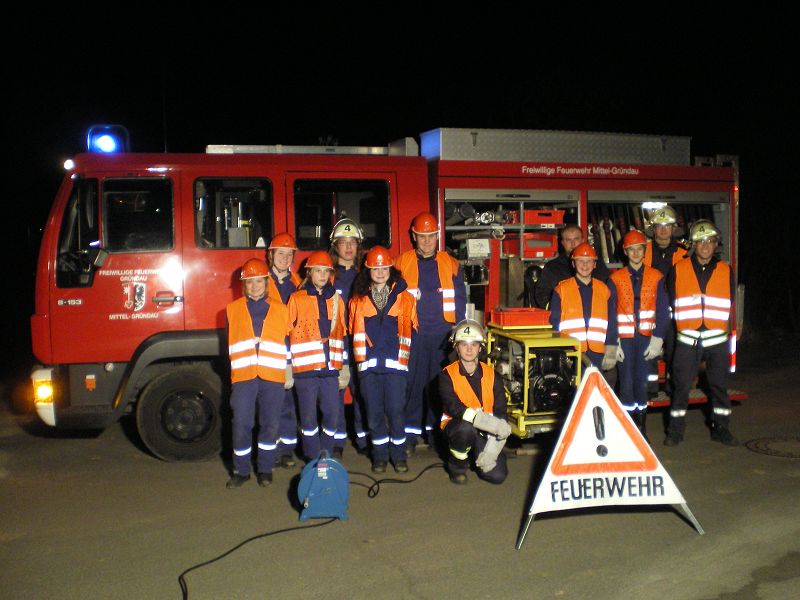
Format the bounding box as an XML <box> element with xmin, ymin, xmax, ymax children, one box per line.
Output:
<box><xmin>4</xmin><ymin>9</ymin><xmax>797</xmax><ymax>372</ymax></box>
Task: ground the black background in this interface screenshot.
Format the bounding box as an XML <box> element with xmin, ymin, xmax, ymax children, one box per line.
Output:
<box><xmin>5</xmin><ymin>8</ymin><xmax>797</xmax><ymax>377</ymax></box>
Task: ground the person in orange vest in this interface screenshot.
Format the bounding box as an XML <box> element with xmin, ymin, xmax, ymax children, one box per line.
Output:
<box><xmin>643</xmin><ymin>205</ymin><xmax>689</xmax><ymax>392</ymax></box>
<box><xmin>610</xmin><ymin>230</ymin><xmax>670</xmax><ymax>440</ymax></box>
<box><xmin>349</xmin><ymin>246</ymin><xmax>418</xmax><ymax>473</ymax></box>
<box><xmin>396</xmin><ymin>212</ymin><xmax>466</xmax><ymax>454</ymax></box>
<box><xmin>533</xmin><ymin>224</ymin><xmax>611</xmax><ymax>309</ymax></box>
<box><xmin>438</xmin><ymin>320</ymin><xmax>511</xmax><ymax>485</ymax></box>
<box><xmin>665</xmin><ymin>220</ymin><xmax>738</xmax><ymax>446</ymax></box>
<box><xmin>287</xmin><ymin>251</ymin><xmax>347</xmax><ymax>460</ymax></box>
<box><xmin>644</xmin><ymin>205</ymin><xmax>689</xmax><ymax>277</ymax></box>
<box><xmin>225</xmin><ymin>259</ymin><xmax>290</xmax><ymax>488</ymax></box>
<box><xmin>328</xmin><ymin>217</ymin><xmax>369</xmax><ymax>458</ymax></box>
<box><xmin>266</xmin><ymin>232</ymin><xmax>302</xmax><ymax>469</ymax></box>
<box><xmin>549</xmin><ymin>243</ymin><xmax>619</xmax><ymax>373</ymax></box>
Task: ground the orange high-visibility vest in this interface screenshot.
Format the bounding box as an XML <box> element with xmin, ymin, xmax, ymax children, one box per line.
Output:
<box><xmin>610</xmin><ymin>266</ymin><xmax>663</xmax><ymax>338</ymax></box>
<box><xmin>644</xmin><ymin>240</ymin><xmax>687</xmax><ymax>268</ymax></box>
<box><xmin>267</xmin><ymin>271</ymin><xmax>301</xmax><ymax>305</ymax></box>
<box><xmin>348</xmin><ymin>284</ymin><xmax>418</xmax><ymax>372</ymax></box>
<box><xmin>226</xmin><ymin>298</ymin><xmax>289</xmax><ymax>384</ymax></box>
<box><xmin>287</xmin><ymin>290</ymin><xmax>346</xmax><ymax>373</ymax></box>
<box><xmin>673</xmin><ymin>259</ymin><xmax>731</xmax><ymax>339</ymax></box>
<box><xmin>554</xmin><ymin>278</ymin><xmax>610</xmax><ymax>353</ymax></box>
<box><xmin>440</xmin><ymin>361</ymin><xmax>495</xmax><ymax>429</ymax></box>
<box><xmin>396</xmin><ymin>250</ymin><xmax>459</xmax><ymax>323</ymax></box>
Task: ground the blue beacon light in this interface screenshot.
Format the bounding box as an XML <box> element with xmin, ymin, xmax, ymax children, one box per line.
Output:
<box><xmin>86</xmin><ymin>125</ymin><xmax>130</xmax><ymax>153</ymax></box>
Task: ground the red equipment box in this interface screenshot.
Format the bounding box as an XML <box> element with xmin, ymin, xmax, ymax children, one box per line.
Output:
<box><xmin>524</xmin><ymin>209</ymin><xmax>565</xmax><ymax>228</ymax></box>
<box><xmin>504</xmin><ymin>232</ymin><xmax>558</xmax><ymax>258</ymax></box>
<box><xmin>489</xmin><ymin>307</ymin><xmax>551</xmax><ymax>327</ymax></box>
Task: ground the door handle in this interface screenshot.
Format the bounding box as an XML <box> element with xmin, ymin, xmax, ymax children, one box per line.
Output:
<box><xmin>152</xmin><ymin>294</ymin><xmax>184</xmax><ymax>304</ymax></box>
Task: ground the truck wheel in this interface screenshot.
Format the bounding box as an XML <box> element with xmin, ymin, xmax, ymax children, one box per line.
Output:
<box><xmin>136</xmin><ymin>366</ymin><xmax>222</xmax><ymax>461</ymax></box>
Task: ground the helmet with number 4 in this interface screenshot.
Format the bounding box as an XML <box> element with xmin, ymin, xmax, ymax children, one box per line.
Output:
<box><xmin>450</xmin><ymin>319</ymin><xmax>486</xmax><ymax>345</ymax></box>
<box><xmin>364</xmin><ymin>246</ymin><xmax>394</xmax><ymax>268</ymax></box>
<box><xmin>330</xmin><ymin>217</ymin><xmax>364</xmax><ymax>243</ymax></box>
<box><xmin>649</xmin><ymin>205</ymin><xmax>678</xmax><ymax>226</ymax></box>
<box><xmin>689</xmin><ymin>219</ymin><xmax>720</xmax><ymax>243</ymax></box>
<box><xmin>240</xmin><ymin>258</ymin><xmax>269</xmax><ymax>280</ymax></box>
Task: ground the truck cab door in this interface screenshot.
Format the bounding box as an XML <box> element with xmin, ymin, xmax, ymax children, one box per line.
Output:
<box><xmin>49</xmin><ymin>174</ymin><xmax>185</xmax><ymax>364</ymax></box>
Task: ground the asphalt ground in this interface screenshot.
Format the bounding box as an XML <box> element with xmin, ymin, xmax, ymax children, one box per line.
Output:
<box><xmin>1</xmin><ymin>341</ymin><xmax>799</xmax><ymax>600</ymax></box>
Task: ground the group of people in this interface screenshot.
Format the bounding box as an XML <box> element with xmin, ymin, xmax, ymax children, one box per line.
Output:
<box><xmin>225</xmin><ymin>212</ymin><xmax>509</xmax><ymax>488</ymax></box>
<box><xmin>539</xmin><ymin>205</ymin><xmax>738</xmax><ymax>447</ymax></box>
<box><xmin>224</xmin><ymin>204</ymin><xmax>738</xmax><ymax>490</ymax></box>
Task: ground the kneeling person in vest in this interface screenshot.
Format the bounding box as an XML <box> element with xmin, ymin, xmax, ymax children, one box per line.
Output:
<box><xmin>610</xmin><ymin>230</ymin><xmax>670</xmax><ymax>441</ymax></box>
<box><xmin>349</xmin><ymin>247</ymin><xmax>418</xmax><ymax>474</ymax></box>
<box><xmin>226</xmin><ymin>259</ymin><xmax>290</xmax><ymax>489</ymax></box>
<box><xmin>438</xmin><ymin>320</ymin><xmax>511</xmax><ymax>485</ymax></box>
<box><xmin>287</xmin><ymin>251</ymin><xmax>347</xmax><ymax>461</ymax></box>
<box><xmin>665</xmin><ymin>220</ymin><xmax>738</xmax><ymax>447</ymax></box>
<box><xmin>549</xmin><ymin>243</ymin><xmax>619</xmax><ymax>374</ymax></box>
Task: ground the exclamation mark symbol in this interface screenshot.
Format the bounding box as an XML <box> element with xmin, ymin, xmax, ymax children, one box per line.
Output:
<box><xmin>593</xmin><ymin>406</ymin><xmax>608</xmax><ymax>457</ymax></box>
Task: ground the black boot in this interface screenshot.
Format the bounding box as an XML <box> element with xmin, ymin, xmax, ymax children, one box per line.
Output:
<box><xmin>635</xmin><ymin>409</ymin><xmax>649</xmax><ymax>443</ymax></box>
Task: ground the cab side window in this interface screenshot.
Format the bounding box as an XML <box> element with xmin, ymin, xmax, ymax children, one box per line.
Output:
<box><xmin>56</xmin><ymin>178</ymin><xmax>100</xmax><ymax>288</ymax></box>
<box><xmin>293</xmin><ymin>179</ymin><xmax>390</xmax><ymax>250</ymax></box>
<box><xmin>194</xmin><ymin>179</ymin><xmax>273</xmax><ymax>248</ymax></box>
<box><xmin>104</xmin><ymin>178</ymin><xmax>173</xmax><ymax>252</ymax></box>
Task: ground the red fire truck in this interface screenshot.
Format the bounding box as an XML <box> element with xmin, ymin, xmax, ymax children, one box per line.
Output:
<box><xmin>31</xmin><ymin>126</ymin><xmax>741</xmax><ymax>460</ymax></box>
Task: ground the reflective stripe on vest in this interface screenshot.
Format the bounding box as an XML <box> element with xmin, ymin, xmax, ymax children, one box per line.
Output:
<box><xmin>288</xmin><ymin>291</ymin><xmax>346</xmax><ymax>373</ymax></box>
<box><xmin>348</xmin><ymin>285</ymin><xmax>417</xmax><ymax>374</ymax></box>
<box><xmin>396</xmin><ymin>250</ymin><xmax>458</xmax><ymax>323</ymax></box>
<box><xmin>440</xmin><ymin>361</ymin><xmax>495</xmax><ymax>429</ymax></box>
<box><xmin>674</xmin><ymin>260</ymin><xmax>731</xmax><ymax>345</ymax></box>
<box><xmin>610</xmin><ymin>266</ymin><xmax>662</xmax><ymax>338</ymax></box>
<box><xmin>227</xmin><ymin>297</ymin><xmax>289</xmax><ymax>384</ymax></box>
<box><xmin>555</xmin><ymin>278</ymin><xmax>610</xmax><ymax>353</ymax></box>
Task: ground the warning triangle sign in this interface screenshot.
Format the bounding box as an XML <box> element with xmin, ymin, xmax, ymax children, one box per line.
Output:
<box><xmin>516</xmin><ymin>367</ymin><xmax>703</xmax><ymax>549</ymax></box>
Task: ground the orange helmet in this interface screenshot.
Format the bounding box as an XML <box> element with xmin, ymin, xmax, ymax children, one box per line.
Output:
<box><xmin>240</xmin><ymin>258</ymin><xmax>269</xmax><ymax>280</ymax></box>
<box><xmin>411</xmin><ymin>212</ymin><xmax>439</xmax><ymax>234</ymax></box>
<box><xmin>305</xmin><ymin>250</ymin><xmax>334</xmax><ymax>270</ymax></box>
<box><xmin>268</xmin><ymin>232</ymin><xmax>298</xmax><ymax>251</ymax></box>
<box><xmin>364</xmin><ymin>246</ymin><xmax>394</xmax><ymax>268</ymax></box>
<box><xmin>571</xmin><ymin>243</ymin><xmax>597</xmax><ymax>260</ymax></box>
<box><xmin>622</xmin><ymin>230</ymin><xmax>647</xmax><ymax>249</ymax></box>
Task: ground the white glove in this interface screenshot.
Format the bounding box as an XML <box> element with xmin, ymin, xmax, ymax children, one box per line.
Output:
<box><xmin>284</xmin><ymin>363</ymin><xmax>294</xmax><ymax>390</ymax></box>
<box><xmin>338</xmin><ymin>363</ymin><xmax>351</xmax><ymax>390</ymax></box>
<box><xmin>472</xmin><ymin>411</ymin><xmax>512</xmax><ymax>440</ymax></box>
<box><xmin>602</xmin><ymin>345</ymin><xmax>618</xmax><ymax>371</ymax></box>
<box><xmin>643</xmin><ymin>336</ymin><xmax>664</xmax><ymax>360</ymax></box>
<box><xmin>616</xmin><ymin>345</ymin><xmax>625</xmax><ymax>363</ymax></box>
<box><xmin>475</xmin><ymin>435</ymin><xmax>507</xmax><ymax>473</ymax></box>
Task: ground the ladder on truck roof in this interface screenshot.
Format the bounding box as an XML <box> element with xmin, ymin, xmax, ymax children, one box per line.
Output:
<box><xmin>206</xmin><ymin>138</ymin><xmax>419</xmax><ymax>157</ymax></box>
<box><xmin>420</xmin><ymin>127</ymin><xmax>693</xmax><ymax>166</ymax></box>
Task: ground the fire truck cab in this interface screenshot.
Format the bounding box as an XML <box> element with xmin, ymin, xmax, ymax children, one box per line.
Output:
<box><xmin>31</xmin><ymin>127</ymin><xmax>740</xmax><ymax>460</ymax></box>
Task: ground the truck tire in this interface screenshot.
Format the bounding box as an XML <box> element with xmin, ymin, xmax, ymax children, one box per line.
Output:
<box><xmin>136</xmin><ymin>366</ymin><xmax>223</xmax><ymax>461</ymax></box>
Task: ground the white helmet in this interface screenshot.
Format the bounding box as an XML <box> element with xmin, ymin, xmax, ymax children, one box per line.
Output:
<box><xmin>649</xmin><ymin>205</ymin><xmax>678</xmax><ymax>226</ymax></box>
<box><xmin>450</xmin><ymin>319</ymin><xmax>486</xmax><ymax>345</ymax></box>
<box><xmin>330</xmin><ymin>217</ymin><xmax>364</xmax><ymax>243</ymax></box>
<box><xmin>689</xmin><ymin>219</ymin><xmax>720</xmax><ymax>243</ymax></box>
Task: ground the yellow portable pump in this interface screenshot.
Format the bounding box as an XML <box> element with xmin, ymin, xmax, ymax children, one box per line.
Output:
<box><xmin>485</xmin><ymin>308</ymin><xmax>582</xmax><ymax>438</ymax></box>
